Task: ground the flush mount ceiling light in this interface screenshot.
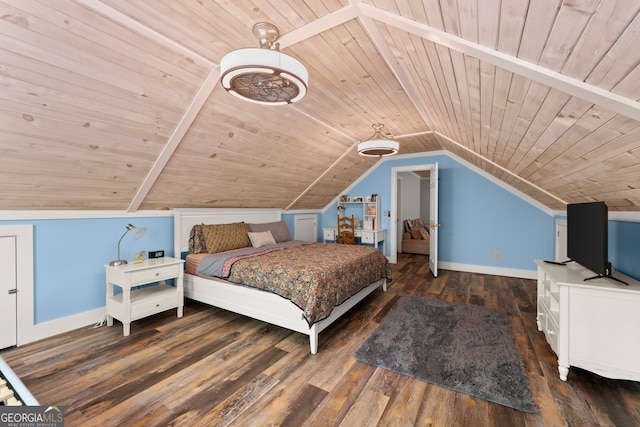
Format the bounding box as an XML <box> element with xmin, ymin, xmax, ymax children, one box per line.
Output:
<box><xmin>220</xmin><ymin>22</ymin><xmax>308</xmax><ymax>105</ymax></box>
<box><xmin>357</xmin><ymin>123</ymin><xmax>399</xmax><ymax>157</ymax></box>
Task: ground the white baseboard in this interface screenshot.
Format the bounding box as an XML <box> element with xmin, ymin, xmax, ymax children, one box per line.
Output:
<box><xmin>19</xmin><ymin>307</ymin><xmax>106</xmax><ymax>346</ymax></box>
<box><xmin>439</xmin><ymin>262</ymin><xmax>537</xmax><ymax>280</ymax></box>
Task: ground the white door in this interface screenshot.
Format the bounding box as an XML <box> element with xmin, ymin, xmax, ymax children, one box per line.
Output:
<box><xmin>0</xmin><ymin>235</ymin><xmax>17</xmax><ymax>349</ymax></box>
<box><xmin>294</xmin><ymin>215</ymin><xmax>317</xmax><ymax>241</ymax></box>
<box><xmin>429</xmin><ymin>163</ymin><xmax>439</xmax><ymax>277</ymax></box>
<box><xmin>555</xmin><ymin>219</ymin><xmax>568</xmax><ymax>262</ymax></box>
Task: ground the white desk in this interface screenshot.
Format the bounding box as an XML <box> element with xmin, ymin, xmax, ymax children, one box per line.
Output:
<box><xmin>323</xmin><ymin>227</ymin><xmax>387</xmax><ymax>254</ymax></box>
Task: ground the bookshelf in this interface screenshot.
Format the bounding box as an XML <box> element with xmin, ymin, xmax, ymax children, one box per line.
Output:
<box><xmin>338</xmin><ymin>195</ymin><xmax>380</xmax><ymax>230</ymax></box>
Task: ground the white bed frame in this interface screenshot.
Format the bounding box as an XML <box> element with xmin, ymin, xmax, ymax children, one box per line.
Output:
<box><xmin>173</xmin><ymin>208</ymin><xmax>387</xmax><ymax>354</ymax></box>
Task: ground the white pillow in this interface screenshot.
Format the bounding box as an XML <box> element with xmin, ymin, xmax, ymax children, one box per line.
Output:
<box><xmin>248</xmin><ymin>230</ymin><xmax>276</xmax><ymax>248</ymax></box>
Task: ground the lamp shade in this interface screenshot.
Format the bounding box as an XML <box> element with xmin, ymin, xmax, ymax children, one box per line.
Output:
<box><xmin>130</xmin><ymin>225</ymin><xmax>147</xmax><ymax>239</ymax></box>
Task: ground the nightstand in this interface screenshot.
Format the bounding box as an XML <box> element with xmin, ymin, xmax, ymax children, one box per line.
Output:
<box><xmin>105</xmin><ymin>257</ymin><xmax>185</xmax><ymax>336</ymax></box>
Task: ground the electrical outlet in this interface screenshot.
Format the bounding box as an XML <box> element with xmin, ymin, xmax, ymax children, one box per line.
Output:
<box><xmin>149</xmin><ymin>250</ymin><xmax>165</xmax><ymax>259</ymax></box>
<box><xmin>493</xmin><ymin>251</ymin><xmax>500</xmax><ymax>260</ymax></box>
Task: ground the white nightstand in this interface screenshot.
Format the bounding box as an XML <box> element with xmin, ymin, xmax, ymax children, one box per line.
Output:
<box><xmin>105</xmin><ymin>257</ymin><xmax>185</xmax><ymax>336</ymax></box>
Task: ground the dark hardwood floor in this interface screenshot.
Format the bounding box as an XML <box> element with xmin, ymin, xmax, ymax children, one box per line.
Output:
<box><xmin>2</xmin><ymin>253</ymin><xmax>640</xmax><ymax>426</ymax></box>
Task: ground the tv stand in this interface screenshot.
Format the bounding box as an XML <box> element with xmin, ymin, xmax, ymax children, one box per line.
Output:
<box><xmin>536</xmin><ymin>260</ymin><xmax>640</xmax><ymax>382</ymax></box>
<box><xmin>584</xmin><ymin>273</ymin><xmax>629</xmax><ymax>286</ymax></box>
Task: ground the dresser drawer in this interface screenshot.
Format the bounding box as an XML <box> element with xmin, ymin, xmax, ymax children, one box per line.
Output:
<box><xmin>323</xmin><ymin>229</ymin><xmax>335</xmax><ymax>240</ymax></box>
<box><xmin>545</xmin><ymin>313</ymin><xmax>559</xmax><ymax>355</ymax></box>
<box><xmin>129</xmin><ymin>264</ymin><xmax>180</xmax><ymax>285</ymax></box>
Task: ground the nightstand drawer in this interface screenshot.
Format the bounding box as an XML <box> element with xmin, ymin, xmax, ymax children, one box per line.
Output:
<box><xmin>129</xmin><ymin>264</ymin><xmax>180</xmax><ymax>285</ymax></box>
<box><xmin>323</xmin><ymin>229</ymin><xmax>335</xmax><ymax>240</ymax></box>
<box><xmin>130</xmin><ymin>286</ymin><xmax>178</xmax><ymax>319</ymax></box>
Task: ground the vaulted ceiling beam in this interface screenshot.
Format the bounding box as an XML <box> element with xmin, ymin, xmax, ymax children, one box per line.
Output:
<box><xmin>359</xmin><ymin>3</ymin><xmax>640</xmax><ymax>122</ymax></box>
<box><xmin>77</xmin><ymin>0</ymin><xmax>215</xmax><ymax>68</ymax></box>
<box><xmin>277</xmin><ymin>5</ymin><xmax>359</xmax><ymax>48</ymax></box>
<box><xmin>127</xmin><ymin>69</ymin><xmax>220</xmax><ymax>212</ymax></box>
<box><xmin>79</xmin><ymin>0</ymin><xmax>221</xmax><ymax>212</ymax></box>
<box><xmin>82</xmin><ymin>1</ymin><xmax>640</xmax><ymax>213</ymax></box>
<box><xmin>357</xmin><ymin>14</ymin><xmax>436</xmax><ymax>131</ymax></box>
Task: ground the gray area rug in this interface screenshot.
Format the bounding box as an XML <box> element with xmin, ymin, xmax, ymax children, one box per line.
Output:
<box><xmin>355</xmin><ymin>295</ymin><xmax>538</xmax><ymax>413</ymax></box>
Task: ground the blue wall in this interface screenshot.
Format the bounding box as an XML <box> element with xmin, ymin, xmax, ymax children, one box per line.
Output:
<box><xmin>3</xmin><ymin>152</ymin><xmax>640</xmax><ymax>326</ymax></box>
<box><xmin>2</xmin><ymin>216</ymin><xmax>173</xmax><ymax>323</ymax></box>
<box><xmin>322</xmin><ymin>153</ymin><xmax>555</xmax><ymax>270</ymax></box>
<box><xmin>609</xmin><ymin>221</ymin><xmax>640</xmax><ymax>280</ymax></box>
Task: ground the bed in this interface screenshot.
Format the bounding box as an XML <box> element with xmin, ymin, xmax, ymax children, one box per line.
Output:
<box><xmin>173</xmin><ymin>208</ymin><xmax>391</xmax><ymax>354</ymax></box>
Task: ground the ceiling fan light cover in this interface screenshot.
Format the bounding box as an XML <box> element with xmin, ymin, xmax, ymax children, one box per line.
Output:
<box><xmin>220</xmin><ymin>48</ymin><xmax>308</xmax><ymax>105</ymax></box>
<box><xmin>357</xmin><ymin>139</ymin><xmax>400</xmax><ymax>157</ymax></box>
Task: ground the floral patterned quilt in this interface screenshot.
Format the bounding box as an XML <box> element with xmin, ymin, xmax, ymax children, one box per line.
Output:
<box><xmin>196</xmin><ymin>242</ymin><xmax>391</xmax><ymax>325</ymax></box>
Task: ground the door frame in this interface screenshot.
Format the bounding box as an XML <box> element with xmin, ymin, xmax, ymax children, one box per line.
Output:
<box><xmin>555</xmin><ymin>218</ymin><xmax>568</xmax><ymax>262</ymax></box>
<box><xmin>396</xmin><ymin>175</ymin><xmax>403</xmax><ymax>253</ymax></box>
<box><xmin>0</xmin><ymin>225</ymin><xmax>34</xmax><ymax>346</ymax></box>
<box><xmin>390</xmin><ymin>164</ymin><xmax>436</xmax><ymax>264</ymax></box>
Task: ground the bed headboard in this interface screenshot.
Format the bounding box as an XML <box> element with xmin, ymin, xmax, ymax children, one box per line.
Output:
<box><xmin>173</xmin><ymin>208</ymin><xmax>282</xmax><ymax>256</ymax></box>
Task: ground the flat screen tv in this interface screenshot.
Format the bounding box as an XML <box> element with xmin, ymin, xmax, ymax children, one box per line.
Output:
<box><xmin>566</xmin><ymin>201</ymin><xmax>627</xmax><ymax>285</ymax></box>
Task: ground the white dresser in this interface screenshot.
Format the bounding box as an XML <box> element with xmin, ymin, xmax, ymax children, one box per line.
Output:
<box><xmin>535</xmin><ymin>259</ymin><xmax>640</xmax><ymax>382</ymax></box>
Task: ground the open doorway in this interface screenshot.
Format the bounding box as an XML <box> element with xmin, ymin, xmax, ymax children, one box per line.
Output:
<box><xmin>398</xmin><ymin>171</ymin><xmax>431</xmax><ymax>232</ymax></box>
<box><xmin>390</xmin><ymin>164</ymin><xmax>439</xmax><ymax>276</ymax></box>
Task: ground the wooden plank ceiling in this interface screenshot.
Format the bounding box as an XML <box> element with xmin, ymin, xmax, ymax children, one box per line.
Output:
<box><xmin>1</xmin><ymin>0</ymin><xmax>639</xmax><ymax>211</ymax></box>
